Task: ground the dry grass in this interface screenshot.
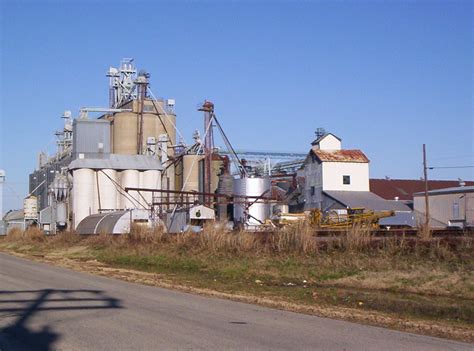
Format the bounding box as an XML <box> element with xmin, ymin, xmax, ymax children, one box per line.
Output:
<box><xmin>10</xmin><ymin>222</ymin><xmax>467</xmax><ymax>261</ymax></box>
<box><xmin>4</xmin><ymin>221</ymin><xmax>470</xmax><ymax>268</ymax></box>
<box><xmin>6</xmin><ymin>227</ymin><xmax>45</xmax><ymax>242</ymax></box>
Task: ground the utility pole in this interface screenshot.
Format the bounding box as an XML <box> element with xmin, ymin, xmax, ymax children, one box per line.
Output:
<box><xmin>423</xmin><ymin>144</ymin><xmax>430</xmax><ymax>237</ymax></box>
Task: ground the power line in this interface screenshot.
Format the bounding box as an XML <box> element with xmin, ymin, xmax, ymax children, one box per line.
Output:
<box><xmin>428</xmin><ymin>166</ymin><xmax>474</xmax><ymax>169</ymax></box>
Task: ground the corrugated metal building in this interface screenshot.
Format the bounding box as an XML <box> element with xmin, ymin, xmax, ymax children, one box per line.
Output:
<box><xmin>75</xmin><ymin>209</ymin><xmax>150</xmax><ymax>234</ymax></box>
<box><xmin>414</xmin><ymin>186</ymin><xmax>474</xmax><ymax>228</ymax></box>
<box><xmin>29</xmin><ymin>156</ymin><xmax>71</xmax><ymax>211</ymax></box>
<box><xmin>370</xmin><ymin>178</ymin><xmax>474</xmax><ymax>208</ymax></box>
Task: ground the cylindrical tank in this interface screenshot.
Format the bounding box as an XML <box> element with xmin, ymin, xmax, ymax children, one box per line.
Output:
<box><xmin>217</xmin><ymin>175</ymin><xmax>234</xmax><ymax>221</ymax></box>
<box><xmin>233</xmin><ymin>177</ymin><xmax>271</xmax><ymax>228</ymax></box>
<box><xmin>120</xmin><ymin>170</ymin><xmax>139</xmax><ymax>209</ymax></box>
<box><xmin>56</xmin><ymin>202</ymin><xmax>67</xmax><ymax>227</ymax></box>
<box><xmin>113</xmin><ymin>100</ymin><xmax>177</xmax><ymax>158</ymax></box>
<box><xmin>142</xmin><ymin>113</ymin><xmax>157</xmax><ymax>153</ymax></box>
<box><xmin>96</xmin><ymin>169</ymin><xmax>117</xmax><ymax>212</ymax></box>
<box><xmin>182</xmin><ymin>155</ymin><xmax>203</xmax><ymax>192</ymax></box>
<box><xmin>113</xmin><ymin>111</ymin><xmax>138</xmax><ymax>154</ymax></box>
<box><xmin>72</xmin><ymin>168</ymin><xmax>95</xmax><ymax>228</ymax></box>
<box><xmin>23</xmin><ymin>195</ymin><xmax>38</xmax><ymax>220</ymax></box>
<box><xmin>140</xmin><ymin>170</ymin><xmax>160</xmax><ymax>207</ymax></box>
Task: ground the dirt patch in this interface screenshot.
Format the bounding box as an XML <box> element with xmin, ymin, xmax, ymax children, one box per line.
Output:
<box><xmin>323</xmin><ymin>269</ymin><xmax>474</xmax><ymax>299</ymax></box>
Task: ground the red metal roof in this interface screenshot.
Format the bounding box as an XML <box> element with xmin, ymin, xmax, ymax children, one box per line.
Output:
<box><xmin>370</xmin><ymin>179</ymin><xmax>474</xmax><ymax>201</ymax></box>
<box><xmin>312</xmin><ymin>149</ymin><xmax>369</xmax><ymax>163</ymax></box>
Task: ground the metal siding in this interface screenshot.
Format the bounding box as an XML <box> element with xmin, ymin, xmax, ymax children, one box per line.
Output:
<box><xmin>414</xmin><ymin>190</ymin><xmax>474</xmax><ymax>227</ymax></box>
<box><xmin>166</xmin><ymin>212</ymin><xmax>188</xmax><ymax>233</ymax></box>
<box><xmin>379</xmin><ymin>212</ymin><xmax>416</xmax><ymax>227</ymax></box>
<box><xmin>69</xmin><ymin>154</ymin><xmax>162</xmax><ymax>171</ymax></box>
<box><xmin>73</xmin><ymin>119</ymin><xmax>111</xmax><ymax>158</ymax></box>
<box><xmin>29</xmin><ymin>156</ymin><xmax>71</xmax><ymax>211</ymax></box>
<box><xmin>323</xmin><ymin>191</ymin><xmax>411</xmax><ymax>212</ymax></box>
<box><xmin>413</xmin><ymin>186</ymin><xmax>474</xmax><ymax>197</ymax></box>
<box><xmin>466</xmin><ymin>194</ymin><xmax>474</xmax><ymax>226</ymax></box>
<box><xmin>76</xmin><ymin>211</ymin><xmax>128</xmax><ymax>234</ymax></box>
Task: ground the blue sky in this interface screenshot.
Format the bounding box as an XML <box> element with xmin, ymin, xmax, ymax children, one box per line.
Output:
<box><xmin>1</xmin><ymin>0</ymin><xmax>473</xmax><ymax>211</ymax></box>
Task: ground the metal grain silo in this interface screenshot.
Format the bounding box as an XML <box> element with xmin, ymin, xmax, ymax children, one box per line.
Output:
<box><xmin>233</xmin><ymin>177</ymin><xmax>271</xmax><ymax>228</ymax></box>
<box><xmin>151</xmin><ymin>100</ymin><xmax>177</xmax><ymax>152</ymax></box>
<box><xmin>140</xmin><ymin>170</ymin><xmax>160</xmax><ymax>207</ymax></box>
<box><xmin>182</xmin><ymin>154</ymin><xmax>203</xmax><ymax>192</ymax></box>
<box><xmin>113</xmin><ymin>111</ymin><xmax>138</xmax><ymax>154</ymax></box>
<box><xmin>142</xmin><ymin>113</ymin><xmax>157</xmax><ymax>152</ymax></box>
<box><xmin>120</xmin><ymin>169</ymin><xmax>140</xmax><ymax>209</ymax></box>
<box><xmin>96</xmin><ymin>169</ymin><xmax>117</xmax><ymax>212</ymax></box>
<box><xmin>72</xmin><ymin>168</ymin><xmax>95</xmax><ymax>228</ymax></box>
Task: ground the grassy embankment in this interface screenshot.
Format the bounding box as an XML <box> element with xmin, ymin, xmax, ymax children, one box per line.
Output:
<box><xmin>1</xmin><ymin>224</ymin><xmax>473</xmax><ymax>341</ymax></box>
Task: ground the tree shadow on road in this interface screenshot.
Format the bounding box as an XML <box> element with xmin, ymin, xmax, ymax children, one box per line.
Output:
<box><xmin>0</xmin><ymin>289</ymin><xmax>122</xmax><ymax>351</ymax></box>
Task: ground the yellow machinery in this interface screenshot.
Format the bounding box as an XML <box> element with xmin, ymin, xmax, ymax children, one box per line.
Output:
<box><xmin>271</xmin><ymin>208</ymin><xmax>395</xmax><ymax>229</ymax></box>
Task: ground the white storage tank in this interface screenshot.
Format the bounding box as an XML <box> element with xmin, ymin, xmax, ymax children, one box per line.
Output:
<box><xmin>96</xmin><ymin>169</ymin><xmax>117</xmax><ymax>212</ymax></box>
<box><xmin>233</xmin><ymin>177</ymin><xmax>271</xmax><ymax>228</ymax></box>
<box><xmin>120</xmin><ymin>169</ymin><xmax>140</xmax><ymax>209</ymax></box>
<box><xmin>72</xmin><ymin>168</ymin><xmax>95</xmax><ymax>228</ymax></box>
<box><xmin>140</xmin><ymin>170</ymin><xmax>160</xmax><ymax>207</ymax></box>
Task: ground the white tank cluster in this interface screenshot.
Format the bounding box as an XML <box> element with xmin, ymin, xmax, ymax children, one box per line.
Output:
<box><xmin>70</xmin><ymin>157</ymin><xmax>162</xmax><ymax>228</ymax></box>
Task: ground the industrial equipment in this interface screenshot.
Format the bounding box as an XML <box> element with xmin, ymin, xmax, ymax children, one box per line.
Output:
<box><xmin>270</xmin><ymin>208</ymin><xmax>395</xmax><ymax>229</ymax></box>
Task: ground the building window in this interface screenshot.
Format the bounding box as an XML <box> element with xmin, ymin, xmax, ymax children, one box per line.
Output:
<box><xmin>343</xmin><ymin>175</ymin><xmax>351</xmax><ymax>185</ymax></box>
<box><xmin>310</xmin><ymin>186</ymin><xmax>315</xmax><ymax>196</ymax></box>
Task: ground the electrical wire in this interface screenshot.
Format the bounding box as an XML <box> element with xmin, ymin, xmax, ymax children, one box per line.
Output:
<box><xmin>428</xmin><ymin>166</ymin><xmax>474</xmax><ymax>169</ymax></box>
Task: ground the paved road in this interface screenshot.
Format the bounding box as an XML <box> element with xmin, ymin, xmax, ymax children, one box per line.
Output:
<box><xmin>0</xmin><ymin>253</ymin><xmax>471</xmax><ymax>351</ymax></box>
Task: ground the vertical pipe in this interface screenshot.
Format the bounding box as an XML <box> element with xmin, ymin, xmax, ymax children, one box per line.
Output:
<box><xmin>137</xmin><ymin>83</ymin><xmax>146</xmax><ymax>155</ymax></box>
<box><xmin>200</xmin><ymin>101</ymin><xmax>214</xmax><ymax>206</ymax></box>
